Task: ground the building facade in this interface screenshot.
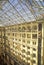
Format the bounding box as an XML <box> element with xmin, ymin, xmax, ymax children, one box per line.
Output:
<box><xmin>0</xmin><ymin>21</ymin><xmax>44</xmax><ymax>65</ymax></box>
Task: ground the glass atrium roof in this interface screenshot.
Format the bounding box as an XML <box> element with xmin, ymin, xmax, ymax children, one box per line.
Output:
<box><xmin>0</xmin><ymin>0</ymin><xmax>44</xmax><ymax>26</ymax></box>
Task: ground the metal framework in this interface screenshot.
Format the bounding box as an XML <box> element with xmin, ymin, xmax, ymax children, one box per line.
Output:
<box><xmin>0</xmin><ymin>0</ymin><xmax>44</xmax><ymax>26</ymax></box>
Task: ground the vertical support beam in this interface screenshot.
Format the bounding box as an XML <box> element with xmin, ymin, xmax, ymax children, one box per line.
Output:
<box><xmin>38</xmin><ymin>23</ymin><xmax>42</xmax><ymax>65</ymax></box>
<box><xmin>3</xmin><ymin>27</ymin><xmax>6</xmax><ymax>53</ymax></box>
<box><xmin>42</xmin><ymin>22</ymin><xmax>44</xmax><ymax>65</ymax></box>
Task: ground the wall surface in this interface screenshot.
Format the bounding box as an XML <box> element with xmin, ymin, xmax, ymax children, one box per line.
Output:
<box><xmin>0</xmin><ymin>21</ymin><xmax>44</xmax><ymax>65</ymax></box>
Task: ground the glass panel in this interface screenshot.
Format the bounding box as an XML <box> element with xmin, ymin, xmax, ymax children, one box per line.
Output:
<box><xmin>22</xmin><ymin>33</ymin><xmax>26</xmax><ymax>38</ymax></box>
<box><xmin>32</xmin><ymin>34</ymin><xmax>37</xmax><ymax>39</ymax></box>
<box><xmin>38</xmin><ymin>23</ymin><xmax>42</xmax><ymax>31</ymax></box>
<box><xmin>27</xmin><ymin>34</ymin><xmax>31</xmax><ymax>38</ymax></box>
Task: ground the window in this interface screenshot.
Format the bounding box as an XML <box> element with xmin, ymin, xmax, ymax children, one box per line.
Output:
<box><xmin>18</xmin><ymin>27</ymin><xmax>21</xmax><ymax>32</ymax></box>
<box><xmin>19</xmin><ymin>39</ymin><xmax>21</xmax><ymax>41</ymax></box>
<box><xmin>19</xmin><ymin>34</ymin><xmax>21</xmax><ymax>37</ymax></box>
<box><xmin>38</xmin><ymin>23</ymin><xmax>42</xmax><ymax>31</ymax></box>
<box><xmin>27</xmin><ymin>57</ymin><xmax>30</xmax><ymax>60</ymax></box>
<box><xmin>15</xmin><ymin>34</ymin><xmax>17</xmax><ymax>37</ymax></box>
<box><xmin>13</xmin><ymin>33</ymin><xmax>14</xmax><ymax>36</ymax></box>
<box><xmin>33</xmin><ymin>41</ymin><xmax>36</xmax><ymax>45</ymax></box>
<box><xmin>32</xmin><ymin>25</ymin><xmax>37</xmax><ymax>31</ymax></box>
<box><xmin>33</xmin><ymin>48</ymin><xmax>36</xmax><ymax>51</ymax></box>
<box><xmin>22</xmin><ymin>49</ymin><xmax>25</xmax><ymax>53</ymax></box>
<box><xmin>13</xmin><ymin>42</ymin><xmax>14</xmax><ymax>44</ymax></box>
<box><xmin>27</xmin><ymin>46</ymin><xmax>30</xmax><ymax>49</ymax></box>
<box><xmin>33</xmin><ymin>53</ymin><xmax>36</xmax><ymax>57</ymax></box>
<box><xmin>19</xmin><ymin>53</ymin><xmax>21</xmax><ymax>55</ymax></box>
<box><xmin>15</xmin><ymin>38</ymin><xmax>17</xmax><ymax>40</ymax></box>
<box><xmin>13</xmin><ymin>45</ymin><xmax>14</xmax><ymax>47</ymax></box>
<box><xmin>22</xmin><ymin>55</ymin><xmax>25</xmax><ymax>57</ymax></box>
<box><xmin>23</xmin><ymin>45</ymin><xmax>25</xmax><ymax>47</ymax></box>
<box><xmin>14</xmin><ymin>28</ymin><xmax>17</xmax><ymax>32</ymax></box>
<box><xmin>12</xmin><ymin>28</ymin><xmax>15</xmax><ymax>32</ymax></box>
<box><xmin>8</xmin><ymin>33</ymin><xmax>10</xmax><ymax>35</ymax></box>
<box><xmin>27</xmin><ymin>63</ymin><xmax>30</xmax><ymax>65</ymax></box>
<box><xmin>27</xmin><ymin>26</ymin><xmax>31</xmax><ymax>32</ymax></box>
<box><xmin>27</xmin><ymin>40</ymin><xmax>30</xmax><ymax>44</ymax></box>
<box><xmin>38</xmin><ymin>38</ymin><xmax>41</xmax><ymax>44</ymax></box>
<box><xmin>27</xmin><ymin>51</ymin><xmax>30</xmax><ymax>55</ymax></box>
<box><xmin>22</xmin><ymin>39</ymin><xmax>25</xmax><ymax>43</ymax></box>
<box><xmin>32</xmin><ymin>60</ymin><xmax>36</xmax><ymax>63</ymax></box>
<box><xmin>5</xmin><ymin>54</ymin><xmax>7</xmax><ymax>60</ymax></box>
<box><xmin>22</xmin><ymin>33</ymin><xmax>26</xmax><ymax>38</ymax></box>
<box><xmin>22</xmin><ymin>26</ymin><xmax>26</xmax><ymax>32</ymax></box>
<box><xmin>27</xmin><ymin>34</ymin><xmax>31</xmax><ymax>38</ymax></box>
<box><xmin>38</xmin><ymin>31</ymin><xmax>42</xmax><ymax>38</ymax></box>
<box><xmin>32</xmin><ymin>34</ymin><xmax>37</xmax><ymax>39</ymax></box>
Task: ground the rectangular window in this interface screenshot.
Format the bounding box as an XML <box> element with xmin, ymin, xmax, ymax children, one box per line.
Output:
<box><xmin>15</xmin><ymin>38</ymin><xmax>17</xmax><ymax>40</ymax></box>
<box><xmin>33</xmin><ymin>53</ymin><xmax>36</xmax><ymax>57</ymax></box>
<box><xmin>19</xmin><ymin>39</ymin><xmax>21</xmax><ymax>41</ymax></box>
<box><xmin>22</xmin><ymin>49</ymin><xmax>25</xmax><ymax>53</ymax></box>
<box><xmin>38</xmin><ymin>23</ymin><xmax>42</xmax><ymax>31</ymax></box>
<box><xmin>27</xmin><ymin>46</ymin><xmax>30</xmax><ymax>49</ymax></box>
<box><xmin>32</xmin><ymin>60</ymin><xmax>36</xmax><ymax>63</ymax></box>
<box><xmin>27</xmin><ymin>57</ymin><xmax>30</xmax><ymax>60</ymax></box>
<box><xmin>27</xmin><ymin>26</ymin><xmax>31</xmax><ymax>32</ymax></box>
<box><xmin>33</xmin><ymin>48</ymin><xmax>36</xmax><ymax>51</ymax></box>
<box><xmin>32</xmin><ymin>34</ymin><xmax>37</xmax><ymax>39</ymax></box>
<box><xmin>8</xmin><ymin>33</ymin><xmax>10</xmax><ymax>35</ymax></box>
<box><xmin>27</xmin><ymin>51</ymin><xmax>30</xmax><ymax>55</ymax></box>
<box><xmin>22</xmin><ymin>33</ymin><xmax>26</xmax><ymax>38</ymax></box>
<box><xmin>22</xmin><ymin>39</ymin><xmax>25</xmax><ymax>43</ymax></box>
<box><xmin>14</xmin><ymin>28</ymin><xmax>17</xmax><ymax>32</ymax></box>
<box><xmin>22</xmin><ymin>55</ymin><xmax>25</xmax><ymax>57</ymax></box>
<box><xmin>32</xmin><ymin>25</ymin><xmax>37</xmax><ymax>31</ymax></box>
<box><xmin>27</xmin><ymin>34</ymin><xmax>31</xmax><ymax>38</ymax></box>
<box><xmin>22</xmin><ymin>26</ymin><xmax>26</xmax><ymax>32</ymax></box>
<box><xmin>27</xmin><ymin>40</ymin><xmax>30</xmax><ymax>44</ymax></box>
<box><xmin>23</xmin><ymin>45</ymin><xmax>25</xmax><ymax>47</ymax></box>
<box><xmin>18</xmin><ymin>27</ymin><xmax>21</xmax><ymax>32</ymax></box>
<box><xmin>15</xmin><ymin>34</ymin><xmax>17</xmax><ymax>37</ymax></box>
<box><xmin>13</xmin><ymin>33</ymin><xmax>14</xmax><ymax>36</ymax></box>
<box><xmin>33</xmin><ymin>41</ymin><xmax>36</xmax><ymax>45</ymax></box>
